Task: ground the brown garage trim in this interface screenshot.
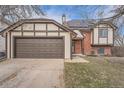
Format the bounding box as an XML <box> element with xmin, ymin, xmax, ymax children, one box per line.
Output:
<box><xmin>58</xmin><ymin>28</ymin><xmax>60</xmax><ymax>36</ymax></box>
<box><xmin>91</xmin><ymin>44</ymin><xmax>113</xmax><ymax>47</ymax></box>
<box><xmin>21</xmin><ymin>25</ymin><xmax>23</xmax><ymax>36</ymax></box>
<box><xmin>13</xmin><ymin>36</ymin><xmax>65</xmax><ymax>59</ymax></box>
<box><xmin>70</xmin><ymin>33</ymin><xmax>72</xmax><ymax>59</ymax></box>
<box><xmin>98</xmin><ymin>26</ymin><xmax>99</xmax><ymax>44</ymax></box>
<box><xmin>9</xmin><ymin>32</ymin><xmax>11</xmax><ymax>58</ymax></box>
<box><xmin>107</xmin><ymin>27</ymin><xmax>108</xmax><ymax>44</ymax></box>
<box><xmin>92</xmin><ymin>30</ymin><xmax>94</xmax><ymax>45</ymax></box>
<box><xmin>0</xmin><ymin>19</ymin><xmax>77</xmax><ymax>36</ymax></box>
<box><xmin>13</xmin><ymin>37</ymin><xmax>16</xmax><ymax>58</ymax></box>
<box><xmin>63</xmin><ymin>36</ymin><xmax>65</xmax><ymax>59</ymax></box>
<box><xmin>46</xmin><ymin>24</ymin><xmax>48</xmax><ymax>36</ymax></box>
<box><xmin>5</xmin><ymin>33</ymin><xmax>7</xmax><ymax>58</ymax></box>
<box><xmin>34</xmin><ymin>23</ymin><xmax>35</xmax><ymax>37</ymax></box>
<box><xmin>81</xmin><ymin>39</ymin><xmax>83</xmax><ymax>54</ymax></box>
<box><xmin>12</xmin><ymin>30</ymin><xmax>66</xmax><ymax>32</ymax></box>
<box><xmin>113</xmin><ymin>29</ymin><xmax>114</xmax><ymax>46</ymax></box>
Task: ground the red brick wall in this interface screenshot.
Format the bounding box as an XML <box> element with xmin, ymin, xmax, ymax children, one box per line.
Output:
<box><xmin>91</xmin><ymin>47</ymin><xmax>112</xmax><ymax>55</ymax></box>
<box><xmin>83</xmin><ymin>31</ymin><xmax>92</xmax><ymax>55</ymax></box>
<box><xmin>73</xmin><ymin>30</ymin><xmax>112</xmax><ymax>56</ymax></box>
<box><xmin>82</xmin><ymin>31</ymin><xmax>112</xmax><ymax>55</ymax></box>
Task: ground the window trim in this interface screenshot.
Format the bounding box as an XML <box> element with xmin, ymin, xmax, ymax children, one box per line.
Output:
<box><xmin>98</xmin><ymin>28</ymin><xmax>108</xmax><ymax>38</ymax></box>
<box><xmin>72</xmin><ymin>41</ymin><xmax>75</xmax><ymax>54</ymax></box>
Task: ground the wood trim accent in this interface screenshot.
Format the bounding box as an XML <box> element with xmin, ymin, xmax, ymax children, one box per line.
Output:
<box><xmin>107</xmin><ymin>27</ymin><xmax>108</xmax><ymax>44</ymax></box>
<box><xmin>82</xmin><ymin>38</ymin><xmax>84</xmax><ymax>54</ymax></box>
<box><xmin>9</xmin><ymin>32</ymin><xmax>11</xmax><ymax>58</ymax></box>
<box><xmin>12</xmin><ymin>30</ymin><xmax>65</xmax><ymax>32</ymax></box>
<box><xmin>34</xmin><ymin>23</ymin><xmax>35</xmax><ymax>37</ymax></box>
<box><xmin>81</xmin><ymin>39</ymin><xmax>83</xmax><ymax>54</ymax></box>
<box><xmin>14</xmin><ymin>37</ymin><xmax>16</xmax><ymax>58</ymax></box>
<box><xmin>5</xmin><ymin>33</ymin><xmax>7</xmax><ymax>58</ymax></box>
<box><xmin>58</xmin><ymin>28</ymin><xmax>60</xmax><ymax>36</ymax></box>
<box><xmin>92</xmin><ymin>30</ymin><xmax>94</xmax><ymax>45</ymax></box>
<box><xmin>1</xmin><ymin>20</ymin><xmax>74</xmax><ymax>36</ymax></box>
<box><xmin>70</xmin><ymin>33</ymin><xmax>72</xmax><ymax>59</ymax></box>
<box><xmin>95</xmin><ymin>27</ymin><xmax>112</xmax><ymax>28</ymax></box>
<box><xmin>46</xmin><ymin>24</ymin><xmax>48</xmax><ymax>36</ymax></box>
<box><xmin>72</xmin><ymin>40</ymin><xmax>75</xmax><ymax>54</ymax></box>
<box><xmin>113</xmin><ymin>29</ymin><xmax>114</xmax><ymax>46</ymax></box>
<box><xmin>91</xmin><ymin>44</ymin><xmax>113</xmax><ymax>47</ymax></box>
<box><xmin>98</xmin><ymin>26</ymin><xmax>109</xmax><ymax>45</ymax></box>
<box><xmin>98</xmin><ymin>27</ymin><xmax>100</xmax><ymax>44</ymax></box>
<box><xmin>21</xmin><ymin>24</ymin><xmax>23</xmax><ymax>36</ymax></box>
<box><xmin>63</xmin><ymin>36</ymin><xmax>65</xmax><ymax>59</ymax></box>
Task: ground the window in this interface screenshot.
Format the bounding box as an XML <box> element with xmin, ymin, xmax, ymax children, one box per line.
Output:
<box><xmin>98</xmin><ymin>28</ymin><xmax>108</xmax><ymax>38</ymax></box>
<box><xmin>98</xmin><ymin>48</ymin><xmax>104</xmax><ymax>55</ymax></box>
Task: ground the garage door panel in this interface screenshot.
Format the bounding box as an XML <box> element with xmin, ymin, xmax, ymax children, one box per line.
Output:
<box><xmin>15</xmin><ymin>38</ymin><xmax>64</xmax><ymax>58</ymax></box>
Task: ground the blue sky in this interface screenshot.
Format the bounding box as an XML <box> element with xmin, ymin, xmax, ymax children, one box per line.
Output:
<box><xmin>41</xmin><ymin>6</ymin><xmax>124</xmax><ymax>35</ymax></box>
<box><xmin>41</xmin><ymin>5</ymin><xmax>111</xmax><ymax>22</ymax></box>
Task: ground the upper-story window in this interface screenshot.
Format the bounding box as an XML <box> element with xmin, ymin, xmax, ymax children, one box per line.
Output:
<box><xmin>98</xmin><ymin>28</ymin><xmax>108</xmax><ymax>38</ymax></box>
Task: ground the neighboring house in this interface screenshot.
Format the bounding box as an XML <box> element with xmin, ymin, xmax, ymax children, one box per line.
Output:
<box><xmin>0</xmin><ymin>17</ymin><xmax>116</xmax><ymax>59</ymax></box>
<box><xmin>0</xmin><ymin>16</ymin><xmax>12</xmax><ymax>52</ymax></box>
<box><xmin>62</xmin><ymin>15</ymin><xmax>117</xmax><ymax>56</ymax></box>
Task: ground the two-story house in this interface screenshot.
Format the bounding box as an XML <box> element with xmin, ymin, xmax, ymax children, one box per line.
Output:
<box><xmin>63</xmin><ymin>15</ymin><xmax>117</xmax><ymax>56</ymax></box>
<box><xmin>0</xmin><ymin>16</ymin><xmax>116</xmax><ymax>59</ymax></box>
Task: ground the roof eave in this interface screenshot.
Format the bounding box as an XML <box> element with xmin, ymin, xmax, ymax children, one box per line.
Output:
<box><xmin>0</xmin><ymin>19</ymin><xmax>77</xmax><ymax>36</ymax></box>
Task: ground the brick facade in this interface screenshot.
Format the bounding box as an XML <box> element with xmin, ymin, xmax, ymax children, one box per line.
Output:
<box><xmin>73</xmin><ymin>31</ymin><xmax>112</xmax><ymax>56</ymax></box>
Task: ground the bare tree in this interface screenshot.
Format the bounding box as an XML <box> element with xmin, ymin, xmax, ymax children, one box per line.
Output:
<box><xmin>105</xmin><ymin>6</ymin><xmax>124</xmax><ymax>46</ymax></box>
<box><xmin>0</xmin><ymin>5</ymin><xmax>44</xmax><ymax>22</ymax></box>
<box><xmin>85</xmin><ymin>5</ymin><xmax>124</xmax><ymax>46</ymax></box>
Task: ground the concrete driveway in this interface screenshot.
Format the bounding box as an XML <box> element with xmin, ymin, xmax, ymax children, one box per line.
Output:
<box><xmin>0</xmin><ymin>59</ymin><xmax>64</xmax><ymax>88</ymax></box>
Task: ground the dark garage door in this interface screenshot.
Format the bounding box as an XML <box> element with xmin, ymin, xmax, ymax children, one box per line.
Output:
<box><xmin>14</xmin><ymin>37</ymin><xmax>64</xmax><ymax>58</ymax></box>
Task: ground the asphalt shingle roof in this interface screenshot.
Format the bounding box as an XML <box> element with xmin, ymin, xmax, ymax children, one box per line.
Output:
<box><xmin>66</xmin><ymin>19</ymin><xmax>96</xmax><ymax>29</ymax></box>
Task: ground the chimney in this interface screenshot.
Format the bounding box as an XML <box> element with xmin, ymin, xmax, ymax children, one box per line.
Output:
<box><xmin>62</xmin><ymin>14</ymin><xmax>66</xmax><ymax>24</ymax></box>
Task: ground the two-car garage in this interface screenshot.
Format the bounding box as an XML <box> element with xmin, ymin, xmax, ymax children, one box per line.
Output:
<box><xmin>14</xmin><ymin>37</ymin><xmax>64</xmax><ymax>58</ymax></box>
<box><xmin>0</xmin><ymin>19</ymin><xmax>74</xmax><ymax>59</ymax></box>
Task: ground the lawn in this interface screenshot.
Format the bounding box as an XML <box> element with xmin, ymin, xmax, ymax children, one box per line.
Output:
<box><xmin>64</xmin><ymin>57</ymin><xmax>124</xmax><ymax>88</ymax></box>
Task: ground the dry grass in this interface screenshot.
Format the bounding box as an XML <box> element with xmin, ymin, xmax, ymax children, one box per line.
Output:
<box><xmin>64</xmin><ymin>57</ymin><xmax>124</xmax><ymax>88</ymax></box>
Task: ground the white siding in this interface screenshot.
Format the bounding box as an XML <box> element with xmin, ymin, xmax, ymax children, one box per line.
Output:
<box><xmin>11</xmin><ymin>32</ymin><xmax>22</xmax><ymax>36</ymax></box>
<box><xmin>7</xmin><ymin>23</ymin><xmax>71</xmax><ymax>59</ymax></box>
<box><xmin>35</xmin><ymin>32</ymin><xmax>46</xmax><ymax>36</ymax></box>
<box><xmin>108</xmin><ymin>28</ymin><xmax>113</xmax><ymax>44</ymax></box>
<box><xmin>99</xmin><ymin>38</ymin><xmax>107</xmax><ymax>44</ymax></box>
<box><xmin>0</xmin><ymin>36</ymin><xmax>5</xmax><ymax>52</ymax></box>
<box><xmin>35</xmin><ymin>24</ymin><xmax>46</xmax><ymax>30</ymax></box>
<box><xmin>92</xmin><ymin>24</ymin><xmax>114</xmax><ymax>45</ymax></box>
<box><xmin>93</xmin><ymin>28</ymin><xmax>98</xmax><ymax>44</ymax></box>
<box><xmin>60</xmin><ymin>32</ymin><xmax>71</xmax><ymax>59</ymax></box>
<box><xmin>47</xmin><ymin>24</ymin><xmax>58</xmax><ymax>31</ymax></box>
<box><xmin>23</xmin><ymin>24</ymin><xmax>34</xmax><ymax>30</ymax></box>
<box><xmin>48</xmin><ymin>32</ymin><xmax>58</xmax><ymax>36</ymax></box>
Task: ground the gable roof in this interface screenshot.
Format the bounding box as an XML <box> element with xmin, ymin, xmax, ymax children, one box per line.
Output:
<box><xmin>66</xmin><ymin>19</ymin><xmax>117</xmax><ymax>30</ymax></box>
<box><xmin>66</xmin><ymin>19</ymin><xmax>95</xmax><ymax>29</ymax></box>
<box><xmin>0</xmin><ymin>18</ymin><xmax>76</xmax><ymax>36</ymax></box>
